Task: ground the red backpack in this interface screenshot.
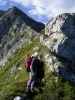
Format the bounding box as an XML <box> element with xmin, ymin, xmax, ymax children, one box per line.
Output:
<box><xmin>25</xmin><ymin>56</ymin><xmax>32</xmax><ymax>72</ymax></box>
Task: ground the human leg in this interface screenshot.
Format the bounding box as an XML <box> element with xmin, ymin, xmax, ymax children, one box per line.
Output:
<box><xmin>30</xmin><ymin>80</ymin><xmax>35</xmax><ymax>91</ymax></box>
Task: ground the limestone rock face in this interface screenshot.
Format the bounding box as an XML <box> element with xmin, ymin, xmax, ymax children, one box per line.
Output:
<box><xmin>43</xmin><ymin>13</ymin><xmax>75</xmax><ymax>82</ymax></box>
<box><xmin>0</xmin><ymin>7</ymin><xmax>45</xmax><ymax>66</ymax></box>
<box><xmin>45</xmin><ymin>13</ymin><xmax>75</xmax><ymax>62</ymax></box>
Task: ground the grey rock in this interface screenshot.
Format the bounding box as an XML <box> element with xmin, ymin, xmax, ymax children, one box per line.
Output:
<box><xmin>0</xmin><ymin>7</ymin><xmax>44</xmax><ymax>66</ymax></box>
<box><xmin>45</xmin><ymin>13</ymin><xmax>75</xmax><ymax>62</ymax></box>
<box><xmin>43</xmin><ymin>13</ymin><xmax>75</xmax><ymax>82</ymax></box>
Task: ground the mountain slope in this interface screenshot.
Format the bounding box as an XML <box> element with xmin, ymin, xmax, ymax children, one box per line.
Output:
<box><xmin>0</xmin><ymin>7</ymin><xmax>45</xmax><ymax>66</ymax></box>
<box><xmin>0</xmin><ymin>8</ymin><xmax>75</xmax><ymax>100</ymax></box>
<box><xmin>42</xmin><ymin>13</ymin><xmax>75</xmax><ymax>82</ymax></box>
<box><xmin>0</xmin><ymin>10</ymin><xmax>4</xmax><ymax>17</ymax></box>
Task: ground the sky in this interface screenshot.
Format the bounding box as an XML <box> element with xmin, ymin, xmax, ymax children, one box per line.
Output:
<box><xmin>0</xmin><ymin>0</ymin><xmax>75</xmax><ymax>23</ymax></box>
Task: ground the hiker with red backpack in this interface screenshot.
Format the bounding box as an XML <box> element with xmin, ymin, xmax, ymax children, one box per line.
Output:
<box><xmin>25</xmin><ymin>52</ymin><xmax>44</xmax><ymax>93</ymax></box>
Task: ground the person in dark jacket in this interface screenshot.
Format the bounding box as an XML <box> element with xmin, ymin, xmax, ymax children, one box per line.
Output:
<box><xmin>27</xmin><ymin>52</ymin><xmax>44</xmax><ymax>92</ymax></box>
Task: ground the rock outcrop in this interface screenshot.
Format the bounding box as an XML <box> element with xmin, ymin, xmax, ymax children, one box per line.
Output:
<box><xmin>0</xmin><ymin>7</ymin><xmax>45</xmax><ymax>66</ymax></box>
<box><xmin>0</xmin><ymin>11</ymin><xmax>4</xmax><ymax>17</ymax></box>
<box><xmin>43</xmin><ymin>13</ymin><xmax>75</xmax><ymax>82</ymax></box>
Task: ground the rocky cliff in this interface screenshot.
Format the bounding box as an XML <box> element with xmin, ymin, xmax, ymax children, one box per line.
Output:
<box><xmin>42</xmin><ymin>13</ymin><xmax>75</xmax><ymax>82</ymax></box>
<box><xmin>0</xmin><ymin>8</ymin><xmax>75</xmax><ymax>82</ymax></box>
<box><xmin>0</xmin><ymin>10</ymin><xmax>4</xmax><ymax>17</ymax></box>
<box><xmin>0</xmin><ymin>7</ymin><xmax>45</xmax><ymax>66</ymax></box>
<box><xmin>0</xmin><ymin>9</ymin><xmax>75</xmax><ymax>100</ymax></box>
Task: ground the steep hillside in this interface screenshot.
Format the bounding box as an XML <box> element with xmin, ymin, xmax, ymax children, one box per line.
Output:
<box><xmin>0</xmin><ymin>7</ymin><xmax>45</xmax><ymax>66</ymax></box>
<box><xmin>0</xmin><ymin>7</ymin><xmax>45</xmax><ymax>100</ymax></box>
<box><xmin>42</xmin><ymin>13</ymin><xmax>75</xmax><ymax>82</ymax></box>
<box><xmin>0</xmin><ymin>10</ymin><xmax>4</xmax><ymax>17</ymax></box>
<box><xmin>0</xmin><ymin>9</ymin><xmax>75</xmax><ymax>100</ymax></box>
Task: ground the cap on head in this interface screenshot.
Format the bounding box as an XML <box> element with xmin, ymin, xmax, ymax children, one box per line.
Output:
<box><xmin>32</xmin><ymin>52</ymin><xmax>38</xmax><ymax>57</ymax></box>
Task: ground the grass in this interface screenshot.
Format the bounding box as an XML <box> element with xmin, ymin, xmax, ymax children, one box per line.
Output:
<box><xmin>0</xmin><ymin>38</ymin><xmax>75</xmax><ymax>100</ymax></box>
<box><xmin>34</xmin><ymin>73</ymin><xmax>75</xmax><ymax>100</ymax></box>
<box><xmin>0</xmin><ymin>38</ymin><xmax>41</xmax><ymax>100</ymax></box>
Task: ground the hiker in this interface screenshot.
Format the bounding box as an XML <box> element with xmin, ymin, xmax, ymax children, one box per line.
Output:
<box><xmin>26</xmin><ymin>52</ymin><xmax>44</xmax><ymax>92</ymax></box>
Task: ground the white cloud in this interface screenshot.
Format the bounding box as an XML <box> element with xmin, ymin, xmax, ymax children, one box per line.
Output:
<box><xmin>0</xmin><ymin>0</ymin><xmax>75</xmax><ymax>23</ymax></box>
<box><xmin>32</xmin><ymin>0</ymin><xmax>43</xmax><ymax>7</ymax></box>
<box><xmin>29</xmin><ymin>7</ymin><xmax>45</xmax><ymax>15</ymax></box>
<box><xmin>28</xmin><ymin>0</ymin><xmax>75</xmax><ymax>22</ymax></box>
<box><xmin>10</xmin><ymin>0</ymin><xmax>31</xmax><ymax>6</ymax></box>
